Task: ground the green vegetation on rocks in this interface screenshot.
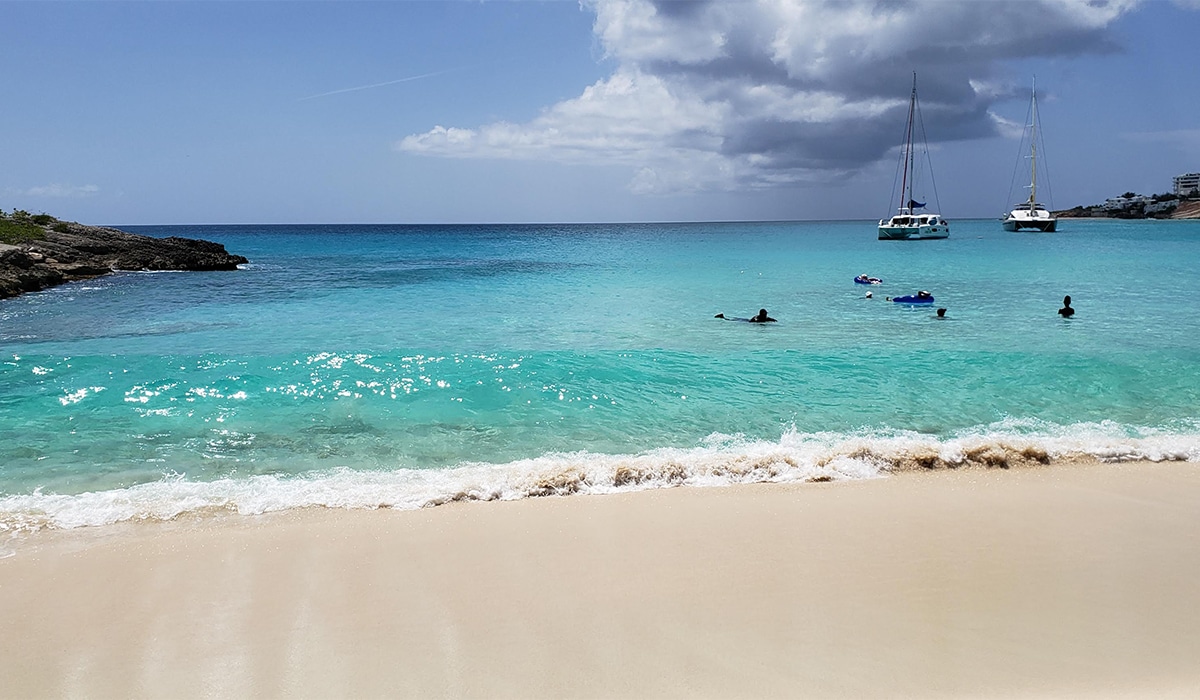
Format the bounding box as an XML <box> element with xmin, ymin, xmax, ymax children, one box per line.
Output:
<box><xmin>0</xmin><ymin>210</ymin><xmax>50</xmax><ymax>244</ymax></box>
<box><xmin>0</xmin><ymin>209</ymin><xmax>248</xmax><ymax>300</ymax></box>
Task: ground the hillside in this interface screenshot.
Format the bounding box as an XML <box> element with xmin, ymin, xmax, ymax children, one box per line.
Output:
<box><xmin>1054</xmin><ymin>194</ymin><xmax>1200</xmax><ymax>220</ymax></box>
<box><xmin>1171</xmin><ymin>200</ymin><xmax>1200</xmax><ymax>219</ymax></box>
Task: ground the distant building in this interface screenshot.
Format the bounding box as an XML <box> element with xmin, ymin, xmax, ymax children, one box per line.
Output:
<box><xmin>1174</xmin><ymin>172</ymin><xmax>1200</xmax><ymax>197</ymax></box>
<box><xmin>1102</xmin><ymin>195</ymin><xmax>1148</xmax><ymax>211</ymax></box>
<box><xmin>1145</xmin><ymin>200</ymin><xmax>1178</xmax><ymax>216</ymax></box>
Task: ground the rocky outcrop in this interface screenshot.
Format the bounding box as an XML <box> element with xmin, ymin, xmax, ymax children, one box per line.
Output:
<box><xmin>0</xmin><ymin>220</ymin><xmax>248</xmax><ymax>300</ymax></box>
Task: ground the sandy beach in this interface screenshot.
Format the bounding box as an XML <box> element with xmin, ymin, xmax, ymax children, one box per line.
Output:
<box><xmin>3</xmin><ymin>460</ymin><xmax>1199</xmax><ymax>699</ymax></box>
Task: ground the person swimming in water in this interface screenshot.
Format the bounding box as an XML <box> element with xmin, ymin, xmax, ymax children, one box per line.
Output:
<box><xmin>715</xmin><ymin>308</ymin><xmax>777</xmax><ymax>322</ymax></box>
<box><xmin>1058</xmin><ymin>295</ymin><xmax>1075</xmax><ymax>318</ymax></box>
<box><xmin>936</xmin><ymin>308</ymin><xmax>946</xmax><ymax>318</ymax></box>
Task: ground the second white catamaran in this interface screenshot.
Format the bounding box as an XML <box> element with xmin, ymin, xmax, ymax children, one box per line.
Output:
<box><xmin>1003</xmin><ymin>78</ymin><xmax>1057</xmax><ymax>232</ymax></box>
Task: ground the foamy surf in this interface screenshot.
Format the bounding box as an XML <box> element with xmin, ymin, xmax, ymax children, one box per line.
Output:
<box><xmin>2</xmin><ymin>420</ymin><xmax>1197</xmax><ymax>533</ymax></box>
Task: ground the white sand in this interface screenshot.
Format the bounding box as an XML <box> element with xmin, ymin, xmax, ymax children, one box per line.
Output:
<box><xmin>3</xmin><ymin>460</ymin><xmax>1200</xmax><ymax>698</ymax></box>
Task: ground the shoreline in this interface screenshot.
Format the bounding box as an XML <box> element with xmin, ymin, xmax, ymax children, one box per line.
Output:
<box><xmin>3</xmin><ymin>460</ymin><xmax>1200</xmax><ymax>697</ymax></box>
<box><xmin>6</xmin><ymin>424</ymin><xmax>1194</xmax><ymax>533</ymax></box>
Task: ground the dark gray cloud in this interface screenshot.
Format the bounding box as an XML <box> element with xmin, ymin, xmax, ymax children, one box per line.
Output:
<box><xmin>399</xmin><ymin>0</ymin><xmax>1140</xmax><ymax>193</ymax></box>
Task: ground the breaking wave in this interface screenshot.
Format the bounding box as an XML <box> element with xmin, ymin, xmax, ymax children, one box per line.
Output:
<box><xmin>2</xmin><ymin>418</ymin><xmax>1198</xmax><ymax>532</ymax></box>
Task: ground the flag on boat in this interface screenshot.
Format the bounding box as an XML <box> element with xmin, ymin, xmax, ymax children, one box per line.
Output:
<box><xmin>908</xmin><ymin>199</ymin><xmax>926</xmax><ymax>209</ymax></box>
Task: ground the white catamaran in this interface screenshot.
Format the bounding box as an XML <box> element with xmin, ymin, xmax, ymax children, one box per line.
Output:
<box><xmin>1002</xmin><ymin>78</ymin><xmax>1057</xmax><ymax>232</ymax></box>
<box><xmin>878</xmin><ymin>73</ymin><xmax>949</xmax><ymax>241</ymax></box>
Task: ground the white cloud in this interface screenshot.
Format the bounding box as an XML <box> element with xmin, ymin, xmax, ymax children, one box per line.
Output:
<box><xmin>989</xmin><ymin>112</ymin><xmax>1026</xmax><ymax>141</ymax></box>
<box><xmin>400</xmin><ymin>70</ymin><xmax>725</xmax><ymax>165</ymax></box>
<box><xmin>590</xmin><ymin>0</ymin><xmax>733</xmax><ymax>64</ymax></box>
<box><xmin>15</xmin><ymin>184</ymin><xmax>100</xmax><ymax>198</ymax></box>
<box><xmin>399</xmin><ymin>0</ymin><xmax>1143</xmax><ymax>194</ymax></box>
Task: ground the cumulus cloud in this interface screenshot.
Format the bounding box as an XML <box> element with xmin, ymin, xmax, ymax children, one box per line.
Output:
<box><xmin>14</xmin><ymin>184</ymin><xmax>100</xmax><ymax>198</ymax></box>
<box><xmin>398</xmin><ymin>0</ymin><xmax>1142</xmax><ymax>194</ymax></box>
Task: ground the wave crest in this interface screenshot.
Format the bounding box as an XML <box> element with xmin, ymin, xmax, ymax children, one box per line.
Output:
<box><xmin>2</xmin><ymin>420</ymin><xmax>1198</xmax><ymax>532</ymax></box>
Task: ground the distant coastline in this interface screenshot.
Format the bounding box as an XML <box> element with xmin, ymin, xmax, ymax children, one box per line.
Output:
<box><xmin>1053</xmin><ymin>195</ymin><xmax>1200</xmax><ymax>220</ymax></box>
<box><xmin>0</xmin><ymin>210</ymin><xmax>247</xmax><ymax>300</ymax></box>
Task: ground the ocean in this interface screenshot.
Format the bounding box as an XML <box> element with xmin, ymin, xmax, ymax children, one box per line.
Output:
<box><xmin>3</xmin><ymin>219</ymin><xmax>1199</xmax><ymax>533</ymax></box>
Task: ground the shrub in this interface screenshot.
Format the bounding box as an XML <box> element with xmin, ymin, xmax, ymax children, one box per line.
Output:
<box><xmin>0</xmin><ymin>217</ymin><xmax>46</xmax><ymax>244</ymax></box>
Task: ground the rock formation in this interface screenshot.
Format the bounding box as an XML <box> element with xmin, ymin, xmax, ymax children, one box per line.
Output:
<box><xmin>0</xmin><ymin>218</ymin><xmax>247</xmax><ymax>300</ymax></box>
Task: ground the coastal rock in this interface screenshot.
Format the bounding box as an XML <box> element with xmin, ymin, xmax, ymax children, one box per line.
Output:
<box><xmin>0</xmin><ymin>220</ymin><xmax>247</xmax><ymax>300</ymax></box>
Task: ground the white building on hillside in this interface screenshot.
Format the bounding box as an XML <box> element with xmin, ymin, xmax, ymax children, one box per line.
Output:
<box><xmin>1174</xmin><ymin>172</ymin><xmax>1200</xmax><ymax>196</ymax></box>
<box><xmin>1145</xmin><ymin>200</ymin><xmax>1179</xmax><ymax>215</ymax></box>
<box><xmin>1102</xmin><ymin>195</ymin><xmax>1149</xmax><ymax>211</ymax></box>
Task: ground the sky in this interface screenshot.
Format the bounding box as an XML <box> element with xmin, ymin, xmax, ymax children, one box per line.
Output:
<box><xmin>2</xmin><ymin>0</ymin><xmax>1199</xmax><ymax>225</ymax></box>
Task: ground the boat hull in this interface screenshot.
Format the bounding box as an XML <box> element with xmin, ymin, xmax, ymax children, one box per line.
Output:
<box><xmin>877</xmin><ymin>225</ymin><xmax>949</xmax><ymax>240</ymax></box>
<box><xmin>1002</xmin><ymin>216</ymin><xmax>1057</xmax><ymax>232</ymax></box>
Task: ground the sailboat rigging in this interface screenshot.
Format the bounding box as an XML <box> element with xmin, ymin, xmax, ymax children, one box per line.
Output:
<box><xmin>878</xmin><ymin>73</ymin><xmax>949</xmax><ymax>241</ymax></box>
<box><xmin>1002</xmin><ymin>78</ymin><xmax>1057</xmax><ymax>232</ymax></box>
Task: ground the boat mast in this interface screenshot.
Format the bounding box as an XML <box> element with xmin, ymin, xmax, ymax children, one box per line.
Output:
<box><xmin>900</xmin><ymin>73</ymin><xmax>917</xmax><ymax>214</ymax></box>
<box><xmin>1028</xmin><ymin>76</ymin><xmax>1038</xmax><ymax>213</ymax></box>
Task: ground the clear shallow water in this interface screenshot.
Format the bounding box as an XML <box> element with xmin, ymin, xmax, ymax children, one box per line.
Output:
<box><xmin>3</xmin><ymin>219</ymin><xmax>1199</xmax><ymax>530</ymax></box>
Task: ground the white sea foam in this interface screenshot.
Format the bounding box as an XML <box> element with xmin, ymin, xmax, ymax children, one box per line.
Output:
<box><xmin>2</xmin><ymin>420</ymin><xmax>1198</xmax><ymax>533</ymax></box>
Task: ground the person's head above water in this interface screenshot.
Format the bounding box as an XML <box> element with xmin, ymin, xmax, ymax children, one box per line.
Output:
<box><xmin>1059</xmin><ymin>295</ymin><xmax>1075</xmax><ymax>317</ymax></box>
<box><xmin>936</xmin><ymin>308</ymin><xmax>946</xmax><ymax>318</ymax></box>
<box><xmin>749</xmin><ymin>308</ymin><xmax>776</xmax><ymax>322</ymax></box>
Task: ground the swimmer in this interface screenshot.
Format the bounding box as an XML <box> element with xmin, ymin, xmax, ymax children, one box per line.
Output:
<box><xmin>715</xmin><ymin>309</ymin><xmax>776</xmax><ymax>322</ymax></box>
<box><xmin>936</xmin><ymin>308</ymin><xmax>946</xmax><ymax>318</ymax></box>
<box><xmin>1058</xmin><ymin>295</ymin><xmax>1075</xmax><ymax>318</ymax></box>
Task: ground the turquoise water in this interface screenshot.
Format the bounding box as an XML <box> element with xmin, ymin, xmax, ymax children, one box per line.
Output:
<box><xmin>3</xmin><ymin>219</ymin><xmax>1199</xmax><ymax>530</ymax></box>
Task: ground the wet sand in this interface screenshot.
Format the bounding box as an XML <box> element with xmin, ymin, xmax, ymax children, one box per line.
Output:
<box><xmin>3</xmin><ymin>460</ymin><xmax>1200</xmax><ymax>698</ymax></box>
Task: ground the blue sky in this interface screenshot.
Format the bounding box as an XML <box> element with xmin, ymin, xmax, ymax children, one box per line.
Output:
<box><xmin>3</xmin><ymin>0</ymin><xmax>1198</xmax><ymax>225</ymax></box>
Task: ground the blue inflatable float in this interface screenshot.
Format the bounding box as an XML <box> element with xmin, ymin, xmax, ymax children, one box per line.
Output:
<box><xmin>892</xmin><ymin>292</ymin><xmax>934</xmax><ymax>304</ymax></box>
